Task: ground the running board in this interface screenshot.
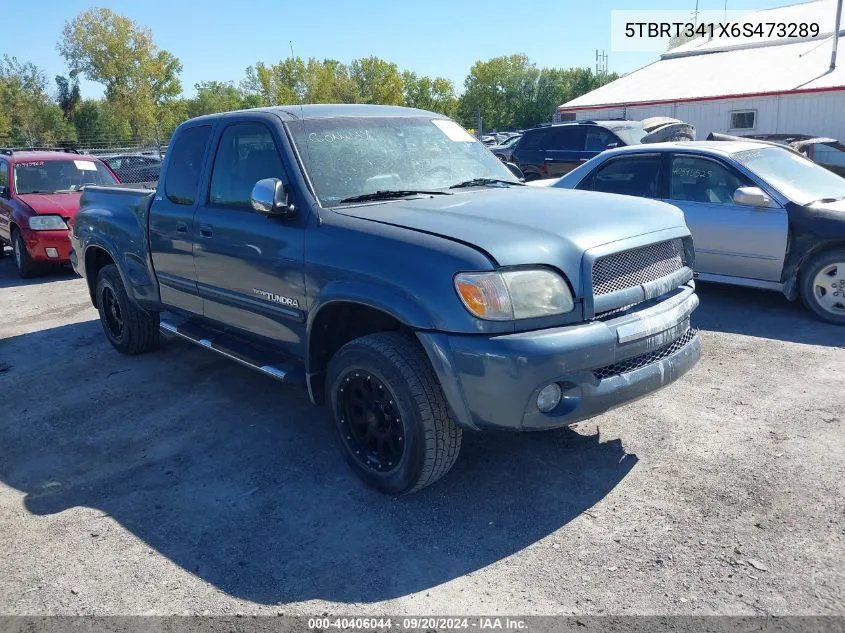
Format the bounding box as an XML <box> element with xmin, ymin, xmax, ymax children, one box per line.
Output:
<box><xmin>159</xmin><ymin>316</ymin><xmax>304</xmax><ymax>384</ymax></box>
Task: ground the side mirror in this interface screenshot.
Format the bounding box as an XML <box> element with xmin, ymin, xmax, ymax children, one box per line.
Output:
<box><xmin>733</xmin><ymin>186</ymin><xmax>775</xmax><ymax>208</ymax></box>
<box><xmin>250</xmin><ymin>178</ymin><xmax>296</xmax><ymax>218</ymax></box>
<box><xmin>504</xmin><ymin>162</ymin><xmax>525</xmax><ymax>182</ymax></box>
<box><xmin>606</xmin><ymin>142</ymin><xmax>619</xmax><ymax>149</ymax></box>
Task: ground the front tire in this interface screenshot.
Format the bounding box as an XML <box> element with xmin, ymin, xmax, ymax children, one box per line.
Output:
<box><xmin>12</xmin><ymin>229</ymin><xmax>41</xmax><ymax>278</ymax></box>
<box><xmin>96</xmin><ymin>264</ymin><xmax>160</xmax><ymax>354</ymax></box>
<box><xmin>800</xmin><ymin>249</ymin><xmax>845</xmax><ymax>325</ymax></box>
<box><xmin>326</xmin><ymin>332</ymin><xmax>462</xmax><ymax>495</ymax></box>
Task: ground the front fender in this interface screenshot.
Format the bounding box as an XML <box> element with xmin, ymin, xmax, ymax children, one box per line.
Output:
<box><xmin>306</xmin><ymin>279</ymin><xmax>437</xmax><ymax>335</ymax></box>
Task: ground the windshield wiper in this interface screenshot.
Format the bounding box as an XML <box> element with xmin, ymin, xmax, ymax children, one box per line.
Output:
<box><xmin>338</xmin><ymin>190</ymin><xmax>452</xmax><ymax>204</ymax></box>
<box><xmin>449</xmin><ymin>178</ymin><xmax>522</xmax><ymax>189</ymax></box>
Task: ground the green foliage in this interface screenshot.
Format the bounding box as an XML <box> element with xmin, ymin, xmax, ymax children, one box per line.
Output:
<box><xmin>55</xmin><ymin>75</ymin><xmax>81</xmax><ymax>121</ymax></box>
<box><xmin>402</xmin><ymin>71</ymin><xmax>458</xmax><ymax>117</ymax></box>
<box><xmin>350</xmin><ymin>57</ymin><xmax>404</xmax><ymax>105</ymax></box>
<box><xmin>460</xmin><ymin>55</ymin><xmax>618</xmax><ymax>130</ymax></box>
<box><xmin>58</xmin><ymin>8</ymin><xmax>182</xmax><ymax>139</ymax></box>
<box><xmin>0</xmin><ymin>55</ymin><xmax>75</xmax><ymax>146</ymax></box>
<box><xmin>188</xmin><ymin>81</ymin><xmax>248</xmax><ymax>118</ymax></box>
<box><xmin>12</xmin><ymin>8</ymin><xmax>617</xmax><ymax>148</ymax></box>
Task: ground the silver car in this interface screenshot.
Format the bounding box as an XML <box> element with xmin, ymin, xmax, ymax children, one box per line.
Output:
<box><xmin>546</xmin><ymin>141</ymin><xmax>845</xmax><ymax>324</ymax></box>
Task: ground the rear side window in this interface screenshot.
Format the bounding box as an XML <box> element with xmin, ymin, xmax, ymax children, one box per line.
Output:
<box><xmin>548</xmin><ymin>126</ymin><xmax>586</xmax><ymax>151</ymax></box>
<box><xmin>164</xmin><ymin>125</ymin><xmax>212</xmax><ymax>205</ymax></box>
<box><xmin>517</xmin><ymin>129</ymin><xmax>548</xmax><ymax>150</ymax></box>
<box><xmin>209</xmin><ymin>122</ymin><xmax>285</xmax><ymax>208</ymax></box>
<box><xmin>0</xmin><ymin>161</ymin><xmax>8</xmax><ymax>188</ymax></box>
<box><xmin>584</xmin><ymin>155</ymin><xmax>662</xmax><ymax>198</ymax></box>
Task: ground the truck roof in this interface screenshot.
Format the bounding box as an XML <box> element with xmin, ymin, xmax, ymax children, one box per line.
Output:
<box><xmin>188</xmin><ymin>103</ymin><xmax>448</xmax><ymax>124</ymax></box>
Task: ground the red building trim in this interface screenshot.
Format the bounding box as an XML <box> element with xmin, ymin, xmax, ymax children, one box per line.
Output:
<box><xmin>557</xmin><ymin>85</ymin><xmax>845</xmax><ymax>112</ymax></box>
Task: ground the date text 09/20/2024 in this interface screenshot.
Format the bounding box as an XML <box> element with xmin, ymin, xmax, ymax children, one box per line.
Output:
<box><xmin>307</xmin><ymin>617</ymin><xmax>528</xmax><ymax>630</ymax></box>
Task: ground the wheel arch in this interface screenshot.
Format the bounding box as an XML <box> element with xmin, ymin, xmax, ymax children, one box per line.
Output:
<box><xmin>305</xmin><ymin>298</ymin><xmax>414</xmax><ymax>406</ymax></box>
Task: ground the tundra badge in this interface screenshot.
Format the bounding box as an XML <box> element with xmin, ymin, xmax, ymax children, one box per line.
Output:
<box><xmin>253</xmin><ymin>288</ymin><xmax>299</xmax><ymax>308</ymax></box>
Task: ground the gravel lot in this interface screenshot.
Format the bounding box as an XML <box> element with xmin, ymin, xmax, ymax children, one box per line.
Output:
<box><xmin>0</xmin><ymin>253</ymin><xmax>843</xmax><ymax>617</ymax></box>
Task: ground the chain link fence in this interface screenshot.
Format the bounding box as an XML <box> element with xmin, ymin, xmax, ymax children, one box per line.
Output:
<box><xmin>3</xmin><ymin>129</ymin><xmax>175</xmax><ymax>185</ymax></box>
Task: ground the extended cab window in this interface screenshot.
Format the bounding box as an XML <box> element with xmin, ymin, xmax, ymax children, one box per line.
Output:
<box><xmin>209</xmin><ymin>123</ymin><xmax>285</xmax><ymax>208</ymax></box>
<box><xmin>583</xmin><ymin>155</ymin><xmax>662</xmax><ymax>198</ymax></box>
<box><xmin>670</xmin><ymin>155</ymin><xmax>751</xmax><ymax>204</ymax></box>
<box><xmin>0</xmin><ymin>161</ymin><xmax>8</xmax><ymax>189</ymax></box>
<box><xmin>164</xmin><ymin>125</ymin><xmax>211</xmax><ymax>205</ymax></box>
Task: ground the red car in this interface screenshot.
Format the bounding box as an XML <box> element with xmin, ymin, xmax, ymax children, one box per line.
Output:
<box><xmin>0</xmin><ymin>149</ymin><xmax>119</xmax><ymax>278</ymax></box>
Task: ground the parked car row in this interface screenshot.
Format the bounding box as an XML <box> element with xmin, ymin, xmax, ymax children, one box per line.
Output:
<box><xmin>503</xmin><ymin>118</ymin><xmax>695</xmax><ymax>181</ymax></box>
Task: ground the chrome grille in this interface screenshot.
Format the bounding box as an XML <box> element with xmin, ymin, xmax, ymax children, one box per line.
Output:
<box><xmin>592</xmin><ymin>239</ymin><xmax>685</xmax><ymax>296</ymax></box>
<box><xmin>593</xmin><ymin>328</ymin><xmax>697</xmax><ymax>380</ymax></box>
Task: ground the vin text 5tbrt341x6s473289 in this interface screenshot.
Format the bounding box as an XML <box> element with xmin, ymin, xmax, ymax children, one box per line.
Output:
<box><xmin>71</xmin><ymin>104</ymin><xmax>701</xmax><ymax>494</ymax></box>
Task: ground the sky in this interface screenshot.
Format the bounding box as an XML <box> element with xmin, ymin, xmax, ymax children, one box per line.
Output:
<box><xmin>6</xmin><ymin>0</ymin><xmax>798</xmax><ymax>99</ymax></box>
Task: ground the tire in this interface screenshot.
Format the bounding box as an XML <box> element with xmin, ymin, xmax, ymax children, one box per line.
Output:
<box><xmin>95</xmin><ymin>264</ymin><xmax>160</xmax><ymax>354</ymax></box>
<box><xmin>800</xmin><ymin>248</ymin><xmax>845</xmax><ymax>325</ymax></box>
<box><xmin>326</xmin><ymin>331</ymin><xmax>462</xmax><ymax>495</ymax></box>
<box><xmin>523</xmin><ymin>172</ymin><xmax>542</xmax><ymax>182</ymax></box>
<box><xmin>12</xmin><ymin>229</ymin><xmax>41</xmax><ymax>278</ymax></box>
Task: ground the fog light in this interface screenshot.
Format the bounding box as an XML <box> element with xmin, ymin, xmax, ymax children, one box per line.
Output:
<box><xmin>537</xmin><ymin>383</ymin><xmax>562</xmax><ymax>413</ymax></box>
<box><xmin>45</xmin><ymin>248</ymin><xmax>59</xmax><ymax>258</ymax></box>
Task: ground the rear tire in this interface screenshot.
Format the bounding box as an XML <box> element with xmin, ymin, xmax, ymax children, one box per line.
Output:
<box><xmin>96</xmin><ymin>264</ymin><xmax>160</xmax><ymax>354</ymax></box>
<box><xmin>326</xmin><ymin>332</ymin><xmax>462</xmax><ymax>495</ymax></box>
<box><xmin>800</xmin><ymin>248</ymin><xmax>845</xmax><ymax>325</ymax></box>
<box><xmin>12</xmin><ymin>229</ymin><xmax>41</xmax><ymax>278</ymax></box>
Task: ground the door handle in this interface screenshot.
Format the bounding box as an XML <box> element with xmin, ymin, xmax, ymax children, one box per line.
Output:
<box><xmin>199</xmin><ymin>224</ymin><xmax>213</xmax><ymax>238</ymax></box>
<box><xmin>175</xmin><ymin>222</ymin><xmax>187</xmax><ymax>233</ymax></box>
<box><xmin>578</xmin><ymin>158</ymin><xmax>589</xmax><ymax>162</ymax></box>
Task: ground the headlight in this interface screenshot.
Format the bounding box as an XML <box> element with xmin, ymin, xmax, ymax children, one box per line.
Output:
<box><xmin>28</xmin><ymin>215</ymin><xmax>68</xmax><ymax>230</ymax></box>
<box><xmin>454</xmin><ymin>268</ymin><xmax>574</xmax><ymax>320</ymax></box>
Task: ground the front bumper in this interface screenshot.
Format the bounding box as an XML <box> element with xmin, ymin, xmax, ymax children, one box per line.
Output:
<box><xmin>20</xmin><ymin>228</ymin><xmax>72</xmax><ymax>263</ymax></box>
<box><xmin>417</xmin><ymin>283</ymin><xmax>701</xmax><ymax>431</ymax></box>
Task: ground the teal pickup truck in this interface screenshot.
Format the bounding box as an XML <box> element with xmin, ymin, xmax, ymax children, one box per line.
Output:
<box><xmin>71</xmin><ymin>104</ymin><xmax>701</xmax><ymax>494</ymax></box>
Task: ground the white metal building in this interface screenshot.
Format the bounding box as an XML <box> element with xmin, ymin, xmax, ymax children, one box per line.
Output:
<box><xmin>556</xmin><ymin>0</ymin><xmax>845</xmax><ymax>162</ymax></box>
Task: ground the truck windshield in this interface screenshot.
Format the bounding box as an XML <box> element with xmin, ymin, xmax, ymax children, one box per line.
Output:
<box><xmin>14</xmin><ymin>159</ymin><xmax>118</xmax><ymax>194</ymax></box>
<box><xmin>733</xmin><ymin>147</ymin><xmax>845</xmax><ymax>205</ymax></box>
<box><xmin>288</xmin><ymin>116</ymin><xmax>519</xmax><ymax>207</ymax></box>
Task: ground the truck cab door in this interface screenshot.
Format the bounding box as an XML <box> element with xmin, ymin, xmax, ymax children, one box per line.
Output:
<box><xmin>193</xmin><ymin>118</ymin><xmax>307</xmax><ymax>356</ymax></box>
<box><xmin>148</xmin><ymin>124</ymin><xmax>213</xmax><ymax>314</ymax></box>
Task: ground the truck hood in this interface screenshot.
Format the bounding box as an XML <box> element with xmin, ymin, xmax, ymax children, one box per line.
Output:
<box><xmin>333</xmin><ymin>187</ymin><xmax>687</xmax><ymax>281</ymax></box>
<box><xmin>18</xmin><ymin>193</ymin><xmax>82</xmax><ymax>218</ymax></box>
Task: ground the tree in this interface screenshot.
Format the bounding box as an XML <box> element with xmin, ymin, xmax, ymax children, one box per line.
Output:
<box><xmin>58</xmin><ymin>8</ymin><xmax>182</xmax><ymax>140</ymax></box>
<box><xmin>402</xmin><ymin>71</ymin><xmax>458</xmax><ymax>117</ymax></box>
<box><xmin>0</xmin><ymin>56</ymin><xmax>74</xmax><ymax>146</ymax></box>
<box><xmin>350</xmin><ymin>57</ymin><xmax>404</xmax><ymax>105</ymax></box>
<box><xmin>459</xmin><ymin>55</ymin><xmax>619</xmax><ymax>130</ymax></box>
<box><xmin>55</xmin><ymin>75</ymin><xmax>81</xmax><ymax>121</ymax></box>
<box><xmin>459</xmin><ymin>54</ymin><xmax>539</xmax><ymax>130</ymax></box>
<box><xmin>188</xmin><ymin>81</ymin><xmax>247</xmax><ymax>118</ymax></box>
<box><xmin>242</xmin><ymin>58</ymin><xmax>306</xmax><ymax>106</ymax></box>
